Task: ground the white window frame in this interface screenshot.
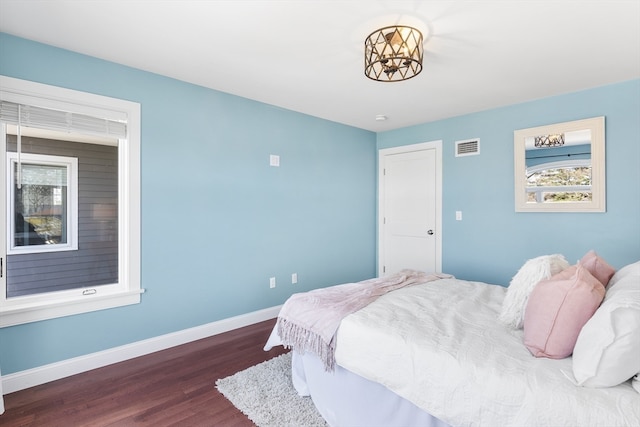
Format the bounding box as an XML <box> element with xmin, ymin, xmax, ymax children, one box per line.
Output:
<box><xmin>0</xmin><ymin>76</ymin><xmax>141</xmax><ymax>328</ymax></box>
<box><xmin>7</xmin><ymin>152</ymin><xmax>79</xmax><ymax>255</ymax></box>
<box><xmin>526</xmin><ymin>158</ymin><xmax>591</xmax><ymax>176</ymax></box>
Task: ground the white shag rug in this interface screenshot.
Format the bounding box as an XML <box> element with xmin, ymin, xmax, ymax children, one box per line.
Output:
<box><xmin>215</xmin><ymin>353</ymin><xmax>328</xmax><ymax>427</ymax></box>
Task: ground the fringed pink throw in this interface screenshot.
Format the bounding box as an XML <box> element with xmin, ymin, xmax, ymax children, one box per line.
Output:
<box><xmin>276</xmin><ymin>269</ymin><xmax>453</xmax><ymax>371</ymax></box>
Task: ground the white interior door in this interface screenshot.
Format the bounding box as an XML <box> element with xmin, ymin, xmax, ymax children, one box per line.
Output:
<box><xmin>379</xmin><ymin>141</ymin><xmax>442</xmax><ymax>276</ymax></box>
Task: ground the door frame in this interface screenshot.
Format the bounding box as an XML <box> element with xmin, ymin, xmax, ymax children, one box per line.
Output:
<box><xmin>378</xmin><ymin>140</ymin><xmax>443</xmax><ymax>277</ymax></box>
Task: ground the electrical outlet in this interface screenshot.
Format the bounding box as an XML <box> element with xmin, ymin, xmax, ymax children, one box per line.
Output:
<box><xmin>291</xmin><ymin>273</ymin><xmax>298</xmax><ymax>284</ymax></box>
<box><xmin>269</xmin><ymin>277</ymin><xmax>276</xmax><ymax>288</ymax></box>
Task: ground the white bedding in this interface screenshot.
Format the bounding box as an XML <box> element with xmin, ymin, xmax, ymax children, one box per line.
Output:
<box><xmin>334</xmin><ymin>278</ymin><xmax>640</xmax><ymax>427</ymax></box>
<box><xmin>292</xmin><ymin>351</ymin><xmax>449</xmax><ymax>427</ymax></box>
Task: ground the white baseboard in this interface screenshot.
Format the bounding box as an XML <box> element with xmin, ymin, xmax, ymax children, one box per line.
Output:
<box><xmin>1</xmin><ymin>305</ymin><xmax>282</xmax><ymax>395</ymax></box>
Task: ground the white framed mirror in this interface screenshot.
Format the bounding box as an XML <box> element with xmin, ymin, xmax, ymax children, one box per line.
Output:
<box><xmin>514</xmin><ymin>116</ymin><xmax>605</xmax><ymax>212</ymax></box>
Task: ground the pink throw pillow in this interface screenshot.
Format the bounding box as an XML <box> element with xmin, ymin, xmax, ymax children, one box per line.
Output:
<box><xmin>579</xmin><ymin>250</ymin><xmax>615</xmax><ymax>287</ymax></box>
<box><xmin>524</xmin><ymin>264</ymin><xmax>605</xmax><ymax>359</ymax></box>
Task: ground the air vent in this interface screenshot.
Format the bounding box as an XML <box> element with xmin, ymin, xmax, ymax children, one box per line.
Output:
<box><xmin>455</xmin><ymin>138</ymin><xmax>480</xmax><ymax>157</ymax></box>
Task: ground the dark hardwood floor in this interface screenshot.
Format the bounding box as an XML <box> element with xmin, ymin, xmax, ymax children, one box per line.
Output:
<box><xmin>1</xmin><ymin>319</ymin><xmax>289</xmax><ymax>426</ymax></box>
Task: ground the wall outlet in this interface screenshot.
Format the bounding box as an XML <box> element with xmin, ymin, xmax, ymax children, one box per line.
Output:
<box><xmin>291</xmin><ymin>273</ymin><xmax>298</xmax><ymax>284</ymax></box>
<box><xmin>269</xmin><ymin>277</ymin><xmax>276</xmax><ymax>288</ymax></box>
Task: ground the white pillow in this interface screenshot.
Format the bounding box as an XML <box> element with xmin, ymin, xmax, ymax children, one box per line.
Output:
<box><xmin>572</xmin><ymin>261</ymin><xmax>640</xmax><ymax>388</ymax></box>
<box><xmin>608</xmin><ymin>260</ymin><xmax>640</xmax><ymax>288</ymax></box>
<box><xmin>499</xmin><ymin>254</ymin><xmax>570</xmax><ymax>329</ymax></box>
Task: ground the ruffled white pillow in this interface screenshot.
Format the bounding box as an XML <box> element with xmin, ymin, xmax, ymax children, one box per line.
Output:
<box><xmin>499</xmin><ymin>254</ymin><xmax>570</xmax><ymax>329</ymax></box>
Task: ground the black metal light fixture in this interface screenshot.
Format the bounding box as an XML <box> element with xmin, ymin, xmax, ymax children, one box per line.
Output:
<box><xmin>365</xmin><ymin>26</ymin><xmax>424</xmax><ymax>82</ymax></box>
<box><xmin>534</xmin><ymin>133</ymin><xmax>565</xmax><ymax>148</ymax></box>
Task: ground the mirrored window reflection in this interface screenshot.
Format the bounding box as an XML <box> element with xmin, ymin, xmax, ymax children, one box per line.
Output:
<box><xmin>524</xmin><ymin>129</ymin><xmax>592</xmax><ymax>204</ymax></box>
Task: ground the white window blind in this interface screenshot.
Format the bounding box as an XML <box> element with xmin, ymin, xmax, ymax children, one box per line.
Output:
<box><xmin>0</xmin><ymin>101</ymin><xmax>127</xmax><ymax>139</ymax></box>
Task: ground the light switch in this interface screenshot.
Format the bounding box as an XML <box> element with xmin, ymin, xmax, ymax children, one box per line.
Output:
<box><xmin>270</xmin><ymin>154</ymin><xmax>280</xmax><ymax>167</ymax></box>
<box><xmin>456</xmin><ymin>211</ymin><xmax>462</xmax><ymax>221</ymax></box>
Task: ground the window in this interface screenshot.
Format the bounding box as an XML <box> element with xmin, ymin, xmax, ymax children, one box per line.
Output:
<box><xmin>7</xmin><ymin>153</ymin><xmax>78</xmax><ymax>254</ymax></box>
<box><xmin>0</xmin><ymin>76</ymin><xmax>141</xmax><ymax>327</ymax></box>
<box><xmin>525</xmin><ymin>159</ymin><xmax>592</xmax><ymax>204</ymax></box>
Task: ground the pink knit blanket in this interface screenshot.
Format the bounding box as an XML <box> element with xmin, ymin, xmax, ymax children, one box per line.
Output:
<box><xmin>276</xmin><ymin>269</ymin><xmax>452</xmax><ymax>371</ymax></box>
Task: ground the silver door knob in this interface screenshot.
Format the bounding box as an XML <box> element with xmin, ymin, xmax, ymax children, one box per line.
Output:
<box><xmin>427</xmin><ymin>229</ymin><xmax>434</xmax><ymax>235</ymax></box>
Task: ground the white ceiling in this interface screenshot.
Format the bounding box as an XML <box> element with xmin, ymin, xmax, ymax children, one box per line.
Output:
<box><xmin>1</xmin><ymin>1</ymin><xmax>639</xmax><ymax>132</ymax></box>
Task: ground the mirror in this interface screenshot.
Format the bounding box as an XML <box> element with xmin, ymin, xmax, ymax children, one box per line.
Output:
<box><xmin>514</xmin><ymin>116</ymin><xmax>605</xmax><ymax>212</ymax></box>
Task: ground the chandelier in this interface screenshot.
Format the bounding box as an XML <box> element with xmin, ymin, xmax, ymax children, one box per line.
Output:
<box><xmin>365</xmin><ymin>26</ymin><xmax>424</xmax><ymax>82</ymax></box>
<box><xmin>534</xmin><ymin>133</ymin><xmax>565</xmax><ymax>148</ymax></box>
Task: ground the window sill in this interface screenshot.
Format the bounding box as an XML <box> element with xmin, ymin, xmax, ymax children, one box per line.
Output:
<box><xmin>0</xmin><ymin>289</ymin><xmax>145</xmax><ymax>328</ymax></box>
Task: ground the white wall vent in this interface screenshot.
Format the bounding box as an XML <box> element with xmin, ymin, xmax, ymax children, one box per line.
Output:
<box><xmin>455</xmin><ymin>138</ymin><xmax>480</xmax><ymax>157</ymax></box>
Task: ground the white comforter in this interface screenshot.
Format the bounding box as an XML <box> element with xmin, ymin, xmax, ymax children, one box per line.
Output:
<box><xmin>334</xmin><ymin>278</ymin><xmax>640</xmax><ymax>427</ymax></box>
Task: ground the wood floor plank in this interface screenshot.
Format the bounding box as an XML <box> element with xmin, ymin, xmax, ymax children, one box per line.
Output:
<box><xmin>1</xmin><ymin>319</ymin><xmax>288</xmax><ymax>426</ymax></box>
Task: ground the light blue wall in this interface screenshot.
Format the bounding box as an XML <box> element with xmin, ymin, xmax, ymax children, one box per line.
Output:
<box><xmin>0</xmin><ymin>34</ymin><xmax>377</xmax><ymax>374</ymax></box>
<box><xmin>378</xmin><ymin>79</ymin><xmax>640</xmax><ymax>285</ymax></box>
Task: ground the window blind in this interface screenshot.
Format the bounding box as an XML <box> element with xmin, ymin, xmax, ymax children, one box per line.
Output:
<box><xmin>0</xmin><ymin>101</ymin><xmax>127</xmax><ymax>139</ymax></box>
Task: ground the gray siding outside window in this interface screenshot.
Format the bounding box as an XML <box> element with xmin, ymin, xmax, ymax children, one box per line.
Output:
<box><xmin>6</xmin><ymin>135</ymin><xmax>118</xmax><ymax>297</ymax></box>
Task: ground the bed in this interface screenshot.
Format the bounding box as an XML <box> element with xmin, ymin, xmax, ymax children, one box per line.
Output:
<box><xmin>265</xmin><ymin>256</ymin><xmax>640</xmax><ymax>427</ymax></box>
